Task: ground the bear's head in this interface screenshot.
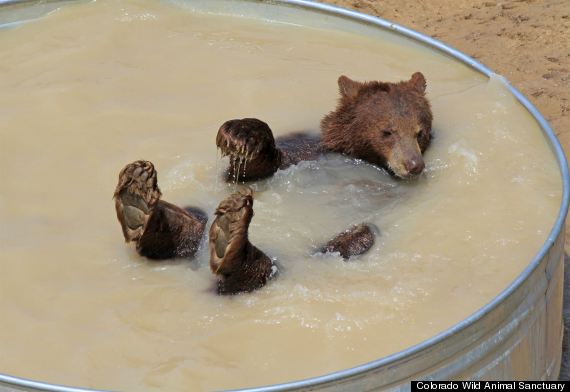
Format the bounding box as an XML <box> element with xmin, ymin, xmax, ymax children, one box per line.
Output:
<box><xmin>321</xmin><ymin>72</ymin><xmax>432</xmax><ymax>178</ymax></box>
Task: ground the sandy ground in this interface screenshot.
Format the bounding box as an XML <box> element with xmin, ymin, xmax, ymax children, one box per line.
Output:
<box><xmin>321</xmin><ymin>0</ymin><xmax>570</xmax><ymax>380</ymax></box>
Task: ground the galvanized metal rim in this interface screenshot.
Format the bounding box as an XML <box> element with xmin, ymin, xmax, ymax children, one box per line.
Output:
<box><xmin>0</xmin><ymin>0</ymin><xmax>568</xmax><ymax>391</ymax></box>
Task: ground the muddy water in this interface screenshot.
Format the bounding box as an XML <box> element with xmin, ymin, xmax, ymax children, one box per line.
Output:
<box><xmin>0</xmin><ymin>0</ymin><xmax>562</xmax><ymax>390</ymax></box>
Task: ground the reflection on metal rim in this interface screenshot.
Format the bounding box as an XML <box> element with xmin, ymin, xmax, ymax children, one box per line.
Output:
<box><xmin>0</xmin><ymin>0</ymin><xmax>568</xmax><ymax>391</ymax></box>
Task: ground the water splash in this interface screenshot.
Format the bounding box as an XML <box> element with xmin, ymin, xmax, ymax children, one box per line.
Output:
<box><xmin>215</xmin><ymin>148</ymin><xmax>221</xmax><ymax>192</ymax></box>
<box><xmin>232</xmin><ymin>154</ymin><xmax>238</xmax><ymax>184</ymax></box>
<box><xmin>237</xmin><ymin>156</ymin><xmax>247</xmax><ymax>184</ymax></box>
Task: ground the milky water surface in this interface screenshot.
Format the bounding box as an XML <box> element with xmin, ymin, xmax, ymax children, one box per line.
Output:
<box><xmin>0</xmin><ymin>0</ymin><xmax>562</xmax><ymax>390</ymax></box>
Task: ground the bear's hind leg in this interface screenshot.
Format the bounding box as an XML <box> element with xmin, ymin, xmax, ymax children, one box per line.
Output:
<box><xmin>209</xmin><ymin>188</ymin><xmax>274</xmax><ymax>294</ymax></box>
<box><xmin>113</xmin><ymin>160</ymin><xmax>162</xmax><ymax>243</ymax></box>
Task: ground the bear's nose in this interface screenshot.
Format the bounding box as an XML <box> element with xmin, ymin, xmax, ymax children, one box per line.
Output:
<box><xmin>405</xmin><ymin>159</ymin><xmax>425</xmax><ymax>176</ymax></box>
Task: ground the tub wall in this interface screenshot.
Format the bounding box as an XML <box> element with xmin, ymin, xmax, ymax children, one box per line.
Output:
<box><xmin>0</xmin><ymin>1</ymin><xmax>567</xmax><ymax>391</ymax></box>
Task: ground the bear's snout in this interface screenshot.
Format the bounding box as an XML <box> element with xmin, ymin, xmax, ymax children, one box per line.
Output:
<box><xmin>404</xmin><ymin>157</ymin><xmax>425</xmax><ymax>176</ymax></box>
<box><xmin>387</xmin><ymin>140</ymin><xmax>426</xmax><ymax>178</ymax></box>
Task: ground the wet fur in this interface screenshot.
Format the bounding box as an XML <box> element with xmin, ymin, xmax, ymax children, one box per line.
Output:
<box><xmin>321</xmin><ymin>73</ymin><xmax>432</xmax><ymax>177</ymax></box>
<box><xmin>114</xmin><ymin>160</ymin><xmax>207</xmax><ymax>260</ymax></box>
<box><xmin>137</xmin><ymin>201</ymin><xmax>207</xmax><ymax>259</ymax></box>
<box><xmin>217</xmin><ymin>73</ymin><xmax>432</xmax><ymax>181</ymax></box>
<box><xmin>209</xmin><ymin>188</ymin><xmax>274</xmax><ymax>294</ymax></box>
<box><xmin>320</xmin><ymin>223</ymin><xmax>377</xmax><ymax>260</ymax></box>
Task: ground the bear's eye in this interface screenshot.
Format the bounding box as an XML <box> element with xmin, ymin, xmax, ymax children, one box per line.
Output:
<box><xmin>382</xmin><ymin>130</ymin><xmax>393</xmax><ymax>138</ymax></box>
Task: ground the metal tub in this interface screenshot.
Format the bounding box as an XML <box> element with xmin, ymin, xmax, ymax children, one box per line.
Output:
<box><xmin>0</xmin><ymin>0</ymin><xmax>568</xmax><ymax>391</ymax></box>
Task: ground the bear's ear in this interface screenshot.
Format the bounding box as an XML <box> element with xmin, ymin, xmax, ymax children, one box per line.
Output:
<box><xmin>409</xmin><ymin>72</ymin><xmax>427</xmax><ymax>94</ymax></box>
<box><xmin>338</xmin><ymin>75</ymin><xmax>363</xmax><ymax>99</ymax></box>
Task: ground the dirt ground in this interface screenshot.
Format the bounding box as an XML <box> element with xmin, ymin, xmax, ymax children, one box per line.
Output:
<box><xmin>321</xmin><ymin>0</ymin><xmax>570</xmax><ymax>380</ymax></box>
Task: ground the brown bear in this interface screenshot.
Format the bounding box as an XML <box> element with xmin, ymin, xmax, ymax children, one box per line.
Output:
<box><xmin>321</xmin><ymin>73</ymin><xmax>432</xmax><ymax>177</ymax></box>
<box><xmin>114</xmin><ymin>160</ymin><xmax>207</xmax><ymax>260</ymax></box>
<box><xmin>216</xmin><ymin>72</ymin><xmax>432</xmax><ymax>181</ymax></box>
<box><xmin>208</xmin><ymin>188</ymin><xmax>276</xmax><ymax>294</ymax></box>
<box><xmin>215</xmin><ymin>72</ymin><xmax>432</xmax><ymax>259</ymax></box>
